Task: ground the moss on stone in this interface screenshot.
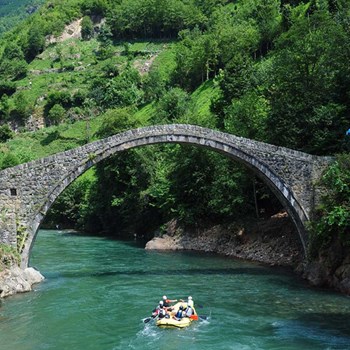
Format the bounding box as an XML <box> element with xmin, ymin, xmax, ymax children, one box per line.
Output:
<box><xmin>0</xmin><ymin>244</ymin><xmax>20</xmax><ymax>271</ymax></box>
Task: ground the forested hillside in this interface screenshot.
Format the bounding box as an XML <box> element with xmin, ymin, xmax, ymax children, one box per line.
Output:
<box><xmin>0</xmin><ymin>0</ymin><xmax>349</xmax><ymax>251</ymax></box>
<box><xmin>0</xmin><ymin>0</ymin><xmax>43</xmax><ymax>36</ymax></box>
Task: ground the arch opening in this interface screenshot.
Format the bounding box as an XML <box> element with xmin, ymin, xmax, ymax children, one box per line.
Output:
<box><xmin>21</xmin><ymin>129</ymin><xmax>309</xmax><ymax>268</ymax></box>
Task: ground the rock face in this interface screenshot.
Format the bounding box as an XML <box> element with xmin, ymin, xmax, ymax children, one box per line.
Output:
<box><xmin>46</xmin><ymin>18</ymin><xmax>83</xmax><ymax>44</ymax></box>
<box><xmin>145</xmin><ymin>216</ymin><xmax>303</xmax><ymax>268</ymax></box>
<box><xmin>0</xmin><ymin>266</ymin><xmax>44</xmax><ymax>298</ymax></box>
<box><xmin>301</xmin><ymin>241</ymin><xmax>350</xmax><ymax>295</ymax></box>
<box><xmin>145</xmin><ymin>235</ymin><xmax>183</xmax><ymax>250</ymax></box>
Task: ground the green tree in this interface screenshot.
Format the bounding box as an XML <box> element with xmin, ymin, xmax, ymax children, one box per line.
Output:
<box><xmin>97</xmin><ymin>23</ymin><xmax>113</xmax><ymax>59</ymax></box>
<box><xmin>154</xmin><ymin>87</ymin><xmax>190</xmax><ymax>123</ymax></box>
<box><xmin>0</xmin><ymin>58</ymin><xmax>28</xmax><ymax>81</ymax></box>
<box><xmin>239</xmin><ymin>0</ymin><xmax>282</xmax><ymax>54</ymax></box>
<box><xmin>0</xmin><ymin>124</ymin><xmax>13</xmax><ymax>142</ymax></box>
<box><xmin>95</xmin><ymin>107</ymin><xmax>139</xmax><ymax>138</ymax></box>
<box><xmin>25</xmin><ymin>23</ymin><xmax>45</xmax><ymax>61</ymax></box>
<box><xmin>91</xmin><ymin>67</ymin><xmax>143</xmax><ymax>108</ymax></box>
<box><xmin>209</xmin><ymin>8</ymin><xmax>260</xmax><ymax>65</ymax></box>
<box><xmin>268</xmin><ymin>11</ymin><xmax>350</xmax><ymax>154</ymax></box>
<box><xmin>47</xmin><ymin>104</ymin><xmax>66</xmax><ymax>125</ymax></box>
<box><xmin>211</xmin><ymin>53</ymin><xmax>255</xmax><ymax>129</ymax></box>
<box><xmin>11</xmin><ymin>92</ymin><xmax>32</xmax><ymax>123</ymax></box>
<box><xmin>82</xmin><ymin>0</ymin><xmax>110</xmax><ymax>16</ymax></box>
<box><xmin>310</xmin><ymin>154</ymin><xmax>350</xmax><ymax>252</ymax></box>
<box><xmin>0</xmin><ymin>152</ymin><xmax>20</xmax><ymax>169</ymax></box>
<box><xmin>0</xmin><ymin>94</ymin><xmax>10</xmax><ymax>121</ymax></box>
<box><xmin>163</xmin><ymin>146</ymin><xmax>254</xmax><ymax>224</ymax></box>
<box><xmin>2</xmin><ymin>42</ymin><xmax>24</xmax><ymax>60</ymax></box>
<box><xmin>81</xmin><ymin>16</ymin><xmax>94</xmax><ymax>41</ymax></box>
<box><xmin>45</xmin><ymin>90</ymin><xmax>72</xmax><ymax>111</ymax></box>
<box><xmin>266</xmin><ymin>9</ymin><xmax>350</xmax><ymax>154</ymax></box>
<box><xmin>143</xmin><ymin>69</ymin><xmax>166</xmax><ymax>103</ymax></box>
<box><xmin>173</xmin><ymin>29</ymin><xmax>220</xmax><ymax>90</ymax></box>
<box><xmin>224</xmin><ymin>91</ymin><xmax>270</xmax><ymax>140</ymax></box>
<box><xmin>108</xmin><ymin>0</ymin><xmax>206</xmax><ymax>39</ymax></box>
<box><xmin>0</xmin><ymin>82</ymin><xmax>16</xmax><ymax>97</ymax></box>
<box><xmin>82</xmin><ymin>109</ymin><xmax>152</xmax><ymax>234</ymax></box>
<box><xmin>44</xmin><ymin>172</ymin><xmax>96</xmax><ymax>229</ymax></box>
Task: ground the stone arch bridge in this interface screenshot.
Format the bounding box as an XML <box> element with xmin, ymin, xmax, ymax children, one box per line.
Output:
<box><xmin>0</xmin><ymin>124</ymin><xmax>332</xmax><ymax>267</ymax></box>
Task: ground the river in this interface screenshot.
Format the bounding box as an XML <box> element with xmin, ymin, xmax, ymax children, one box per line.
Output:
<box><xmin>0</xmin><ymin>229</ymin><xmax>350</xmax><ymax>350</ymax></box>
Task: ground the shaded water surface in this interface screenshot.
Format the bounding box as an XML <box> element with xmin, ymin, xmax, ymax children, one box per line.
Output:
<box><xmin>0</xmin><ymin>230</ymin><xmax>350</xmax><ymax>349</ymax></box>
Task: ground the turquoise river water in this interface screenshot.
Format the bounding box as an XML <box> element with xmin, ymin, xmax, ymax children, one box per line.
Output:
<box><xmin>1</xmin><ymin>229</ymin><xmax>350</xmax><ymax>350</ymax></box>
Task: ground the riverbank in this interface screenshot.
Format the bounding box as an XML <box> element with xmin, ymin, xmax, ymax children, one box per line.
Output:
<box><xmin>145</xmin><ymin>214</ymin><xmax>350</xmax><ymax>295</ymax></box>
<box><xmin>0</xmin><ymin>266</ymin><xmax>44</xmax><ymax>298</ymax></box>
<box><xmin>0</xmin><ymin>244</ymin><xmax>44</xmax><ymax>299</ymax></box>
<box><xmin>146</xmin><ymin>213</ymin><xmax>303</xmax><ymax>267</ymax></box>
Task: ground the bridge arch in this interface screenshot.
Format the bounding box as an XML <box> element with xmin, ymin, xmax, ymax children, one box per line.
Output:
<box><xmin>0</xmin><ymin>124</ymin><xmax>332</xmax><ymax>267</ymax></box>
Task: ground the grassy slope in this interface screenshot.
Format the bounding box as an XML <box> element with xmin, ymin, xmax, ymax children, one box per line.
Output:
<box><xmin>1</xmin><ymin>33</ymin><xmax>219</xmax><ymax>165</ymax></box>
<box><xmin>2</xmin><ymin>79</ymin><xmax>218</xmax><ymax>163</ymax></box>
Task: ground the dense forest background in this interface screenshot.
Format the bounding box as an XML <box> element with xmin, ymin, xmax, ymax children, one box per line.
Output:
<box><xmin>0</xmin><ymin>0</ymin><xmax>349</xmax><ymax>252</ymax></box>
<box><xmin>0</xmin><ymin>0</ymin><xmax>43</xmax><ymax>37</ymax></box>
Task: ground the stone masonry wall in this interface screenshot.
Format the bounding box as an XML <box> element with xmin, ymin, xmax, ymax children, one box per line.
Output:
<box><xmin>0</xmin><ymin>124</ymin><xmax>333</xmax><ymax>266</ymax></box>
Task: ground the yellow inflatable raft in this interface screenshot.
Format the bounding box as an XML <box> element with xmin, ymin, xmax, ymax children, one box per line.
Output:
<box><xmin>156</xmin><ymin>302</ymin><xmax>198</xmax><ymax>329</ymax></box>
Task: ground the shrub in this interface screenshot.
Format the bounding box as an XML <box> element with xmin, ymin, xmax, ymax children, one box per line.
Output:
<box><xmin>0</xmin><ymin>152</ymin><xmax>20</xmax><ymax>169</ymax></box>
<box><xmin>0</xmin><ymin>125</ymin><xmax>13</xmax><ymax>142</ymax></box>
<box><xmin>47</xmin><ymin>104</ymin><xmax>66</xmax><ymax>125</ymax></box>
<box><xmin>0</xmin><ymin>81</ymin><xmax>16</xmax><ymax>96</ymax></box>
<box><xmin>81</xmin><ymin>16</ymin><xmax>94</xmax><ymax>41</ymax></box>
<box><xmin>309</xmin><ymin>153</ymin><xmax>350</xmax><ymax>254</ymax></box>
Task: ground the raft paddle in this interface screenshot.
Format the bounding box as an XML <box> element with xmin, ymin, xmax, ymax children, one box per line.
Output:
<box><xmin>143</xmin><ymin>317</ymin><xmax>152</xmax><ymax>323</ymax></box>
<box><xmin>143</xmin><ymin>314</ymin><xmax>158</xmax><ymax>323</ymax></box>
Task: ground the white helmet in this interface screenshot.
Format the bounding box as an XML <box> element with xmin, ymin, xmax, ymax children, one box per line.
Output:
<box><xmin>159</xmin><ymin>300</ymin><xmax>164</xmax><ymax>305</ymax></box>
<box><xmin>162</xmin><ymin>295</ymin><xmax>167</xmax><ymax>300</ymax></box>
<box><xmin>188</xmin><ymin>296</ymin><xmax>192</xmax><ymax>300</ymax></box>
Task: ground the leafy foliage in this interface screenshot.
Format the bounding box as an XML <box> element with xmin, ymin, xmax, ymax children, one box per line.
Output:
<box><xmin>0</xmin><ymin>124</ymin><xmax>13</xmax><ymax>142</ymax></box>
<box><xmin>81</xmin><ymin>16</ymin><xmax>94</xmax><ymax>40</ymax></box>
<box><xmin>0</xmin><ymin>243</ymin><xmax>20</xmax><ymax>270</ymax></box>
<box><xmin>309</xmin><ymin>154</ymin><xmax>350</xmax><ymax>252</ymax></box>
<box><xmin>47</xmin><ymin>104</ymin><xmax>66</xmax><ymax>125</ymax></box>
<box><xmin>90</xmin><ymin>67</ymin><xmax>143</xmax><ymax>108</ymax></box>
<box><xmin>265</xmin><ymin>9</ymin><xmax>350</xmax><ymax>154</ymax></box>
<box><xmin>108</xmin><ymin>0</ymin><xmax>206</xmax><ymax>39</ymax></box>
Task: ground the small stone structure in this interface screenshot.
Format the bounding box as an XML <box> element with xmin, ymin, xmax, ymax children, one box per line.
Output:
<box><xmin>0</xmin><ymin>124</ymin><xmax>332</xmax><ymax>267</ymax></box>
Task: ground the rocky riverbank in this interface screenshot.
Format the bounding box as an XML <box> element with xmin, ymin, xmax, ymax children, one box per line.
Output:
<box><xmin>0</xmin><ymin>244</ymin><xmax>44</xmax><ymax>299</ymax></box>
<box><xmin>145</xmin><ymin>214</ymin><xmax>350</xmax><ymax>295</ymax></box>
<box><xmin>300</xmin><ymin>239</ymin><xmax>350</xmax><ymax>295</ymax></box>
<box><xmin>0</xmin><ymin>266</ymin><xmax>44</xmax><ymax>298</ymax></box>
<box><xmin>146</xmin><ymin>213</ymin><xmax>303</xmax><ymax>267</ymax></box>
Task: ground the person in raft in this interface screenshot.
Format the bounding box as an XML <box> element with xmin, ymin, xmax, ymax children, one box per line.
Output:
<box><xmin>174</xmin><ymin>305</ymin><xmax>184</xmax><ymax>320</ymax></box>
<box><xmin>152</xmin><ymin>300</ymin><xmax>164</xmax><ymax>318</ymax></box>
<box><xmin>162</xmin><ymin>295</ymin><xmax>178</xmax><ymax>309</ymax></box>
<box><xmin>187</xmin><ymin>296</ymin><xmax>194</xmax><ymax>308</ymax></box>
<box><xmin>162</xmin><ymin>295</ymin><xmax>177</xmax><ymax>307</ymax></box>
<box><xmin>183</xmin><ymin>296</ymin><xmax>194</xmax><ymax>317</ymax></box>
<box><xmin>184</xmin><ymin>304</ymin><xmax>193</xmax><ymax>317</ymax></box>
<box><xmin>157</xmin><ymin>303</ymin><xmax>169</xmax><ymax>319</ymax></box>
